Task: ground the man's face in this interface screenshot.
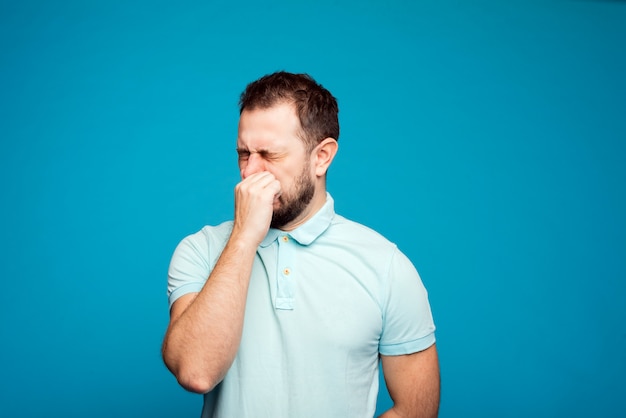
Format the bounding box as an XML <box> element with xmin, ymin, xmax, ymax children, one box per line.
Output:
<box><xmin>237</xmin><ymin>102</ymin><xmax>315</xmax><ymax>229</ymax></box>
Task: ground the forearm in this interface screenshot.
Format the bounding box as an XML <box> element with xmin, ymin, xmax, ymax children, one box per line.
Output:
<box><xmin>163</xmin><ymin>170</ymin><xmax>280</xmax><ymax>393</ymax></box>
<box><xmin>162</xmin><ymin>236</ymin><xmax>257</xmax><ymax>393</ymax></box>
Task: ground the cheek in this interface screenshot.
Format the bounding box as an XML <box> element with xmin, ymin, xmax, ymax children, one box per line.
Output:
<box><xmin>276</xmin><ymin>175</ymin><xmax>290</xmax><ymax>193</ymax></box>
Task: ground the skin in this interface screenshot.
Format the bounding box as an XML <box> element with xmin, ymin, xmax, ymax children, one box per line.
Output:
<box><xmin>161</xmin><ymin>102</ymin><xmax>440</xmax><ymax>416</ymax></box>
<box><xmin>380</xmin><ymin>345</ymin><xmax>440</xmax><ymax>418</ymax></box>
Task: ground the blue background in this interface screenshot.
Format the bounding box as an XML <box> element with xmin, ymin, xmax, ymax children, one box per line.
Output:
<box><xmin>1</xmin><ymin>1</ymin><xmax>625</xmax><ymax>417</ymax></box>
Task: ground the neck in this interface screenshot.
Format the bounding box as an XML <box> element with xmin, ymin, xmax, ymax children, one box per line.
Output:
<box><xmin>279</xmin><ymin>187</ymin><xmax>327</xmax><ymax>232</ymax></box>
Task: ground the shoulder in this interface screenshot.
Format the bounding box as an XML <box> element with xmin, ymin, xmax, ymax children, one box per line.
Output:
<box><xmin>329</xmin><ymin>214</ymin><xmax>396</xmax><ymax>250</ymax></box>
<box><xmin>198</xmin><ymin>221</ymin><xmax>234</xmax><ymax>244</ymax></box>
<box><xmin>167</xmin><ymin>221</ymin><xmax>234</xmax><ymax>304</ymax></box>
<box><xmin>319</xmin><ymin>214</ymin><xmax>403</xmax><ymax>275</ymax></box>
<box><xmin>181</xmin><ymin>221</ymin><xmax>233</xmax><ymax>247</ymax></box>
<box><xmin>327</xmin><ymin>214</ymin><xmax>422</xmax><ymax>277</ymax></box>
<box><xmin>173</xmin><ymin>221</ymin><xmax>233</xmax><ymax>263</ymax></box>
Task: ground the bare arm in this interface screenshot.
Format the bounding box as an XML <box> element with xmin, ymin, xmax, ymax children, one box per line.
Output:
<box><xmin>161</xmin><ymin>171</ymin><xmax>281</xmax><ymax>394</ymax></box>
<box><xmin>379</xmin><ymin>344</ymin><xmax>440</xmax><ymax>418</ymax></box>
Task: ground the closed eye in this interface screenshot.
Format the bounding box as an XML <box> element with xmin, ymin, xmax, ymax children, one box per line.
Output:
<box><xmin>237</xmin><ymin>148</ymin><xmax>283</xmax><ymax>161</ymax></box>
<box><xmin>258</xmin><ymin>150</ymin><xmax>281</xmax><ymax>160</ymax></box>
<box><xmin>236</xmin><ymin>148</ymin><xmax>251</xmax><ymax>161</ymax></box>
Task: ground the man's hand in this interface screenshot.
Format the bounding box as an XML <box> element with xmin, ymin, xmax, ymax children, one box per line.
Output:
<box><xmin>232</xmin><ymin>171</ymin><xmax>281</xmax><ymax>245</ymax></box>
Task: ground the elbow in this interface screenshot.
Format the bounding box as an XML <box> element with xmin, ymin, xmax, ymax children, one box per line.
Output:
<box><xmin>161</xmin><ymin>342</ymin><xmax>225</xmax><ymax>394</ymax></box>
<box><xmin>164</xmin><ymin>357</ymin><xmax>221</xmax><ymax>394</ymax></box>
<box><xmin>177</xmin><ymin>373</ymin><xmax>216</xmax><ymax>394</ymax></box>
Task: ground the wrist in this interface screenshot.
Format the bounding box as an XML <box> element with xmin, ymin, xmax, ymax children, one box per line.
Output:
<box><xmin>228</xmin><ymin>228</ymin><xmax>263</xmax><ymax>253</ymax></box>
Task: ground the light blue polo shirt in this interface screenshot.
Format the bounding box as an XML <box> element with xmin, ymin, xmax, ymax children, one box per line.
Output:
<box><xmin>167</xmin><ymin>194</ymin><xmax>436</xmax><ymax>418</ymax></box>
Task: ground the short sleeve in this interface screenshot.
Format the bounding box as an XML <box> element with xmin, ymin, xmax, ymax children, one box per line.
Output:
<box><xmin>167</xmin><ymin>230</ymin><xmax>211</xmax><ymax>308</ymax></box>
<box><xmin>379</xmin><ymin>248</ymin><xmax>436</xmax><ymax>355</ymax></box>
<box><xmin>167</xmin><ymin>222</ymin><xmax>233</xmax><ymax>308</ymax></box>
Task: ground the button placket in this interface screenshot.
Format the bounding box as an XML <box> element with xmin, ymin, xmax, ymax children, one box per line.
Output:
<box><xmin>275</xmin><ymin>235</ymin><xmax>295</xmax><ymax>310</ymax></box>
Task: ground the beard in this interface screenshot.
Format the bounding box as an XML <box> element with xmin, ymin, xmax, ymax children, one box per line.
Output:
<box><xmin>270</xmin><ymin>163</ymin><xmax>315</xmax><ymax>229</ymax></box>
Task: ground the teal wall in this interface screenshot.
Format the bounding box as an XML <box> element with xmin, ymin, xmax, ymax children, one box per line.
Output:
<box><xmin>1</xmin><ymin>1</ymin><xmax>624</xmax><ymax>416</ymax></box>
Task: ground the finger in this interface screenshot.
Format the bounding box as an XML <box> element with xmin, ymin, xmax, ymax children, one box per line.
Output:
<box><xmin>241</xmin><ymin>171</ymin><xmax>275</xmax><ymax>187</ymax></box>
<box><xmin>270</xmin><ymin>179</ymin><xmax>282</xmax><ymax>201</ymax></box>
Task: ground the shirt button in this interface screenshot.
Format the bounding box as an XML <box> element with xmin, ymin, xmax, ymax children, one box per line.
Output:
<box><xmin>281</xmin><ymin>236</ymin><xmax>289</xmax><ymax>243</ymax></box>
<box><xmin>283</xmin><ymin>268</ymin><xmax>291</xmax><ymax>276</ymax></box>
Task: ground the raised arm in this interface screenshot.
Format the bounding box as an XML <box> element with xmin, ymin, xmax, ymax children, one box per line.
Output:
<box><xmin>161</xmin><ymin>171</ymin><xmax>281</xmax><ymax>394</ymax></box>
<box><xmin>379</xmin><ymin>344</ymin><xmax>440</xmax><ymax>418</ymax></box>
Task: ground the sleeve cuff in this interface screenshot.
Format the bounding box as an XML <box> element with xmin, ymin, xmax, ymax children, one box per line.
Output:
<box><xmin>379</xmin><ymin>333</ymin><xmax>436</xmax><ymax>356</ymax></box>
<box><xmin>168</xmin><ymin>282</ymin><xmax>204</xmax><ymax>309</ymax></box>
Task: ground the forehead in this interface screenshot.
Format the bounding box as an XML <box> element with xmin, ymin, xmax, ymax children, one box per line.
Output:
<box><xmin>237</xmin><ymin>102</ymin><xmax>303</xmax><ymax>149</ymax></box>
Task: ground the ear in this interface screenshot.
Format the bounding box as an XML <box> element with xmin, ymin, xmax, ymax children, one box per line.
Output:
<box><xmin>312</xmin><ymin>137</ymin><xmax>339</xmax><ymax>177</ymax></box>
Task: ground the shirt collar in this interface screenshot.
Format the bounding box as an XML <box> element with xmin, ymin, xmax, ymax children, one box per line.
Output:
<box><xmin>260</xmin><ymin>193</ymin><xmax>335</xmax><ymax>247</ymax></box>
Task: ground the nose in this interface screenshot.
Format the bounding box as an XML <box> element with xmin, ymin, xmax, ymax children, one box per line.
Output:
<box><xmin>241</xmin><ymin>152</ymin><xmax>266</xmax><ymax>179</ymax></box>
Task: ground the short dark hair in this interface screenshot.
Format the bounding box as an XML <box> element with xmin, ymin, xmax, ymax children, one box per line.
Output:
<box><xmin>239</xmin><ymin>71</ymin><xmax>339</xmax><ymax>151</ymax></box>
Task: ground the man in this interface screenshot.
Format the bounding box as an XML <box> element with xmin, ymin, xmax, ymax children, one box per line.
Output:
<box><xmin>162</xmin><ymin>71</ymin><xmax>439</xmax><ymax>417</ymax></box>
